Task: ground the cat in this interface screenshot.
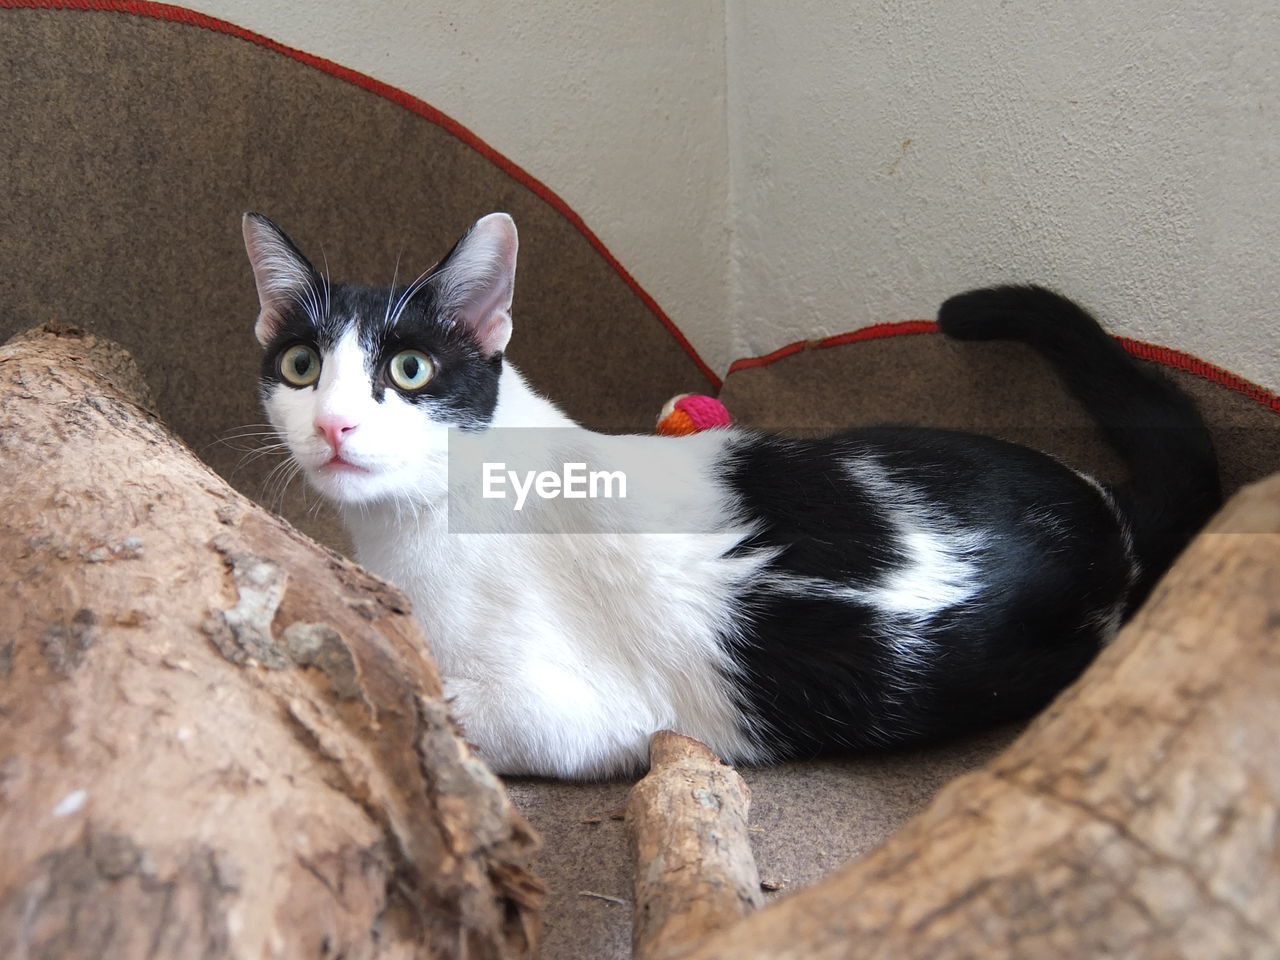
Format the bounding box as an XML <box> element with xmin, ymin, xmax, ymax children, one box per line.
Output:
<box><xmin>242</xmin><ymin>211</ymin><xmax>1221</xmax><ymax>779</ymax></box>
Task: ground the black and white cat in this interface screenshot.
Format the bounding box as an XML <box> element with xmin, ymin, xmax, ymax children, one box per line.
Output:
<box><xmin>242</xmin><ymin>211</ymin><xmax>1220</xmax><ymax>779</ymax></box>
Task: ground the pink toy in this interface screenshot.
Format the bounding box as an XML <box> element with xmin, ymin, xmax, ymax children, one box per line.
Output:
<box><xmin>655</xmin><ymin>393</ymin><xmax>732</xmax><ymax>436</ymax></box>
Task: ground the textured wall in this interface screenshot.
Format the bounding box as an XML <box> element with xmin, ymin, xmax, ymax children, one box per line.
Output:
<box><xmin>726</xmin><ymin>0</ymin><xmax>1279</xmax><ymax>390</ymax></box>
<box><xmin>186</xmin><ymin>0</ymin><xmax>734</xmax><ymax>372</ymax></box>
<box><xmin>185</xmin><ymin>1</ymin><xmax>1277</xmax><ymax>389</ymax></box>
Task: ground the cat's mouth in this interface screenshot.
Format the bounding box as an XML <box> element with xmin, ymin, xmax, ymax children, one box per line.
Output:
<box><xmin>321</xmin><ymin>454</ymin><xmax>368</xmax><ymax>473</ymax></box>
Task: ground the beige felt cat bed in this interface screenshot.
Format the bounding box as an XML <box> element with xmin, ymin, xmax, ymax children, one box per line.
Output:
<box><xmin>3</xmin><ymin>6</ymin><xmax>1279</xmax><ymax>959</ymax></box>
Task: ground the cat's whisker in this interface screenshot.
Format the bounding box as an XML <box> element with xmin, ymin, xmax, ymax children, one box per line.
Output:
<box><xmin>291</xmin><ymin>263</ymin><xmax>326</xmax><ymax>330</ymax></box>
<box><xmin>211</xmin><ymin>430</ymin><xmax>295</xmax><ymax>488</ymax></box>
<box><xmin>218</xmin><ymin>421</ymin><xmax>280</xmax><ymax>433</ymax></box>
<box><xmin>231</xmin><ymin>440</ymin><xmax>288</xmax><ymax>461</ymax></box>
<box><xmin>281</xmin><ymin>463</ymin><xmax>305</xmax><ymax>512</ymax></box>
<box><xmin>291</xmin><ymin>293</ymin><xmax>312</xmax><ymax>329</ymax></box>
<box><xmin>217</xmin><ymin>436</ymin><xmax>290</xmax><ymax>456</ymax></box>
<box><xmin>208</xmin><ymin>441</ymin><xmax>287</xmax><ymax>486</ymax></box>
<box><xmin>217</xmin><ymin>430</ymin><xmax>285</xmax><ymax>442</ymax></box>
<box><xmin>306</xmin><ymin>276</ymin><xmax>323</xmax><ymax>327</ymax></box>
<box><xmin>232</xmin><ymin>446</ymin><xmax>292</xmax><ymax>475</ymax></box>
<box><xmin>387</xmin><ymin>262</ymin><xmax>439</xmax><ymax>329</ymax></box>
<box><xmin>295</xmin><ymin>474</ymin><xmax>316</xmax><ymax>517</ymax></box>
<box><xmin>261</xmin><ymin>457</ymin><xmax>303</xmax><ymax>512</ymax></box>
<box><xmin>383</xmin><ymin>248</ymin><xmax>404</xmax><ymax>328</ymax></box>
<box><xmin>319</xmin><ymin>242</ymin><xmax>332</xmax><ymax>319</ymax></box>
<box><xmin>259</xmin><ymin>457</ymin><xmax>288</xmax><ymax>500</ymax></box>
<box><xmin>305</xmin><ymin>492</ymin><xmax>330</xmax><ymax>522</ymax></box>
<box><xmin>207</xmin><ymin>424</ymin><xmax>283</xmax><ymax>451</ymax></box>
<box><xmin>211</xmin><ymin>423</ymin><xmax>294</xmax><ymax>482</ymax></box>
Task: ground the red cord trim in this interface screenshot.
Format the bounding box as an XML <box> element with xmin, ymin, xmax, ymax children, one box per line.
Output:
<box><xmin>3</xmin><ymin>0</ymin><xmax>722</xmax><ymax>387</ymax></box>
<box><xmin>728</xmin><ymin>321</ymin><xmax>939</xmax><ymax>373</ymax></box>
<box><xmin>1116</xmin><ymin>337</ymin><xmax>1279</xmax><ymax>415</ymax></box>
<box><xmin>729</xmin><ymin>321</ymin><xmax>1279</xmax><ymax>416</ymax></box>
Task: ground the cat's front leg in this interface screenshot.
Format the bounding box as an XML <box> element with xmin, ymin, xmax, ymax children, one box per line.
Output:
<box><xmin>441</xmin><ymin>673</ymin><xmax>650</xmax><ymax>779</ymax></box>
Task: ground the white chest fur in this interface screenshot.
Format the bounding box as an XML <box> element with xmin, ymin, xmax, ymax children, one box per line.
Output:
<box><xmin>341</xmin><ymin>368</ymin><xmax>770</xmax><ymax>777</ymax></box>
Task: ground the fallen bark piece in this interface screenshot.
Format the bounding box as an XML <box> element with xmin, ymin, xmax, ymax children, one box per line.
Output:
<box><xmin>627</xmin><ymin>730</ymin><xmax>763</xmax><ymax>960</ymax></box>
<box><xmin>675</xmin><ymin>472</ymin><xmax>1280</xmax><ymax>960</ymax></box>
<box><xmin>0</xmin><ymin>325</ymin><xmax>542</xmax><ymax>959</ymax></box>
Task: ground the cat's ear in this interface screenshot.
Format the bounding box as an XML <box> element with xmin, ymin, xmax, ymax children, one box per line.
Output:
<box><xmin>431</xmin><ymin>213</ymin><xmax>518</xmax><ymax>356</ymax></box>
<box><xmin>242</xmin><ymin>213</ymin><xmax>321</xmax><ymax>345</ymax></box>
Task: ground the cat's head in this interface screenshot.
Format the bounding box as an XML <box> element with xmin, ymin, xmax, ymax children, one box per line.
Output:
<box><xmin>243</xmin><ymin>212</ymin><xmax>517</xmax><ymax>506</ymax></box>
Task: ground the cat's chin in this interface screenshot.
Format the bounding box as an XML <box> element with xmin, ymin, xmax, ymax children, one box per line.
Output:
<box><xmin>305</xmin><ymin>463</ymin><xmax>404</xmax><ymax>505</ymax></box>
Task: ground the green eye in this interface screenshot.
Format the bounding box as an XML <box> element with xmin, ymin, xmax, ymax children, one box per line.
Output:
<box><xmin>279</xmin><ymin>344</ymin><xmax>321</xmax><ymax>387</ymax></box>
<box><xmin>388</xmin><ymin>350</ymin><xmax>435</xmax><ymax>391</ymax></box>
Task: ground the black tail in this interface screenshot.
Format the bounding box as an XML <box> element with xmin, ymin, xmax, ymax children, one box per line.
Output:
<box><xmin>937</xmin><ymin>284</ymin><xmax>1221</xmax><ymax>606</ymax></box>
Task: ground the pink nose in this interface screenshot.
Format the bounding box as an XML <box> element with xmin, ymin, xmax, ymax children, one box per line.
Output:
<box><xmin>315</xmin><ymin>415</ymin><xmax>357</xmax><ymax>452</ymax></box>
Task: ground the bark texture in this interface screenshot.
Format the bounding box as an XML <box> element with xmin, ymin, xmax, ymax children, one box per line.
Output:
<box><xmin>0</xmin><ymin>325</ymin><xmax>543</xmax><ymax>960</ymax></box>
<box><xmin>675</xmin><ymin>473</ymin><xmax>1280</xmax><ymax>959</ymax></box>
<box><xmin>627</xmin><ymin>731</ymin><xmax>762</xmax><ymax>960</ymax></box>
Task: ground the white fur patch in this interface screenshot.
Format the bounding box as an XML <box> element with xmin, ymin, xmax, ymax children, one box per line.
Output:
<box><xmin>265</xmin><ymin>327</ymin><xmax>451</xmax><ymax>504</ymax></box>
<box><xmin>834</xmin><ymin>457</ymin><xmax>986</xmax><ymax>667</ymax></box>
<box><xmin>273</xmin><ymin>359</ymin><xmax>769</xmax><ymax>776</ymax></box>
<box><xmin>708</xmin><ymin>453</ymin><xmax>986</xmax><ymax>685</ymax></box>
<box><xmin>1074</xmin><ymin>469</ymin><xmax>1139</xmax><ymax>642</ymax></box>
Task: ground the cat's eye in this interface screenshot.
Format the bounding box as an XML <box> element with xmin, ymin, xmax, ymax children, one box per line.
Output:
<box><xmin>279</xmin><ymin>344</ymin><xmax>321</xmax><ymax>387</ymax></box>
<box><xmin>388</xmin><ymin>350</ymin><xmax>435</xmax><ymax>391</ymax></box>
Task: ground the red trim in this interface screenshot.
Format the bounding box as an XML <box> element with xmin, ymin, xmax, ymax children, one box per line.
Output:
<box><xmin>728</xmin><ymin>320</ymin><xmax>939</xmax><ymax>373</ymax></box>
<box><xmin>3</xmin><ymin>0</ymin><xmax>722</xmax><ymax>387</ymax></box>
<box><xmin>729</xmin><ymin>321</ymin><xmax>1280</xmax><ymax>416</ymax></box>
<box><xmin>1116</xmin><ymin>337</ymin><xmax>1280</xmax><ymax>415</ymax></box>
<box><xmin>726</xmin><ymin>340</ymin><xmax>806</xmax><ymax>373</ymax></box>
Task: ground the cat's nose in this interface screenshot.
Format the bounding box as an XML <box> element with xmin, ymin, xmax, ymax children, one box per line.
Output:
<box><xmin>315</xmin><ymin>415</ymin><xmax>357</xmax><ymax>452</ymax></box>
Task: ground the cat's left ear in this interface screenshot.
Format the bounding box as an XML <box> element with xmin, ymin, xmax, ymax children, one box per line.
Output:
<box><xmin>431</xmin><ymin>213</ymin><xmax>518</xmax><ymax>356</ymax></box>
<box><xmin>242</xmin><ymin>213</ymin><xmax>321</xmax><ymax>345</ymax></box>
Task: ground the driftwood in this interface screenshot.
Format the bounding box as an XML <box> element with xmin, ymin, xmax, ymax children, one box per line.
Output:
<box><xmin>0</xmin><ymin>325</ymin><xmax>543</xmax><ymax>959</ymax></box>
<box><xmin>626</xmin><ymin>731</ymin><xmax>762</xmax><ymax>960</ymax></box>
<box><xmin>658</xmin><ymin>472</ymin><xmax>1280</xmax><ymax>959</ymax></box>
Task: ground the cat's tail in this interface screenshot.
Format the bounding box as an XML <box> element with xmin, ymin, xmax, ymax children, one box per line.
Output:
<box><xmin>937</xmin><ymin>284</ymin><xmax>1221</xmax><ymax>605</ymax></box>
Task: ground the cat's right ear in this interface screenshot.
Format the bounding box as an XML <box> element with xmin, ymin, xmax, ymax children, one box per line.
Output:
<box><xmin>242</xmin><ymin>213</ymin><xmax>320</xmax><ymax>345</ymax></box>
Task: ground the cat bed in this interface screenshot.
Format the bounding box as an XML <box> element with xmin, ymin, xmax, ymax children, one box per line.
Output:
<box><xmin>718</xmin><ymin>324</ymin><xmax>1280</xmax><ymax>498</ymax></box>
<box><xmin>510</xmin><ymin>332</ymin><xmax>1279</xmax><ymax>958</ymax></box>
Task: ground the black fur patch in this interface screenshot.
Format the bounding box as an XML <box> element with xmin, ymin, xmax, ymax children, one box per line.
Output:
<box><xmin>718</xmin><ymin>428</ymin><xmax>1129</xmax><ymax>760</ymax></box>
<box><xmin>259</xmin><ymin>281</ymin><xmax>502</xmax><ymax>430</ymax></box>
<box><xmin>712</xmin><ymin>284</ymin><xmax>1219</xmax><ymax>760</ymax></box>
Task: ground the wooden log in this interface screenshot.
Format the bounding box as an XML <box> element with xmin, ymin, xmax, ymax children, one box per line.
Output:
<box><xmin>626</xmin><ymin>731</ymin><xmax>763</xmax><ymax>960</ymax></box>
<box><xmin>0</xmin><ymin>325</ymin><xmax>543</xmax><ymax>959</ymax></box>
<box><xmin>674</xmin><ymin>472</ymin><xmax>1280</xmax><ymax>959</ymax></box>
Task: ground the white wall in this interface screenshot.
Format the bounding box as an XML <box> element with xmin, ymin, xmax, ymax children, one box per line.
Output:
<box><xmin>187</xmin><ymin>0</ymin><xmax>734</xmax><ymax>370</ymax></box>
<box><xmin>727</xmin><ymin>1</ymin><xmax>1280</xmax><ymax>390</ymax></box>
<box><xmin>188</xmin><ymin>1</ymin><xmax>1278</xmax><ymax>391</ymax></box>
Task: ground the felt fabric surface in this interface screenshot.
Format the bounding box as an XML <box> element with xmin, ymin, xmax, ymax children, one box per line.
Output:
<box><xmin>505</xmin><ymin>726</ymin><xmax>1019</xmax><ymax>960</ymax></box>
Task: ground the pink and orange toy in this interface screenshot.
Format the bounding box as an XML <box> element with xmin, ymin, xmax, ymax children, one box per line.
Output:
<box><xmin>655</xmin><ymin>393</ymin><xmax>732</xmax><ymax>436</ymax></box>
